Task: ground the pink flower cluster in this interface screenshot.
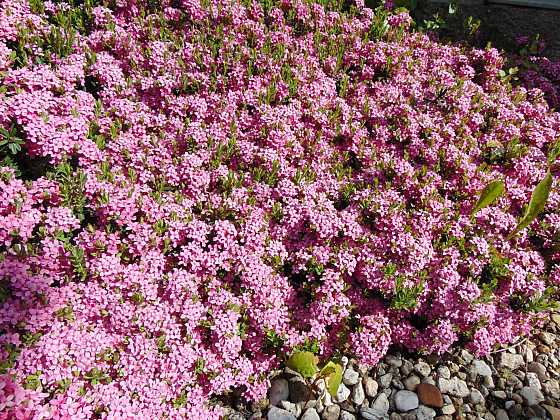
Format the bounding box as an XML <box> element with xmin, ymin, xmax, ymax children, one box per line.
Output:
<box><xmin>0</xmin><ymin>0</ymin><xmax>559</xmax><ymax>417</ymax></box>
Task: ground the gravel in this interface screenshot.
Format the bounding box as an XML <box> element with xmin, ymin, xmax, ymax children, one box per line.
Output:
<box><xmin>255</xmin><ymin>313</ymin><xmax>560</xmax><ymax>420</ymax></box>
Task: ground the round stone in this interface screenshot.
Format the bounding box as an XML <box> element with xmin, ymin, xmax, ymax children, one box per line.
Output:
<box><xmin>415</xmin><ymin>383</ymin><xmax>443</xmax><ymax>408</ymax></box>
<box><xmin>269</xmin><ymin>378</ymin><xmax>289</xmax><ymax>406</ymax></box>
<box><xmin>364</xmin><ymin>377</ymin><xmax>379</xmax><ymax>398</ymax></box>
<box><xmin>343</xmin><ymin>367</ymin><xmax>360</xmax><ymax>386</ymax></box>
<box><xmin>519</xmin><ymin>386</ymin><xmax>544</xmax><ymax>406</ymax></box>
<box><xmin>394</xmin><ymin>390</ymin><xmax>419</xmax><ymax>412</ymax></box>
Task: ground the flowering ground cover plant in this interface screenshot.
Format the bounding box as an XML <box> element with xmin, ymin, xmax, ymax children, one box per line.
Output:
<box><xmin>0</xmin><ymin>0</ymin><xmax>559</xmax><ymax>417</ymax></box>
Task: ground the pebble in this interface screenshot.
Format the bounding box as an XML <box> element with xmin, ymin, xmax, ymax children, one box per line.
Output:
<box><xmin>492</xmin><ymin>390</ymin><xmax>507</xmax><ymax>399</ymax></box>
<box><xmin>543</xmin><ymin>404</ymin><xmax>560</xmax><ymax>420</ymax></box>
<box><xmin>364</xmin><ymin>377</ymin><xmax>379</xmax><ymax>398</ymax></box>
<box><xmin>322</xmin><ymin>404</ymin><xmax>341</xmax><ymax>420</ymax></box>
<box><xmin>360</xmin><ymin>407</ymin><xmax>390</xmax><ymax>420</ymax></box>
<box><xmin>415</xmin><ymin>383</ymin><xmax>443</xmax><ymax>408</ymax></box>
<box><xmin>386</xmin><ymin>355</ymin><xmax>403</xmax><ymax>368</ymax></box>
<box><xmin>279</xmin><ymin>401</ymin><xmax>300</xmax><ymax>417</ymax></box>
<box><xmin>539</xmin><ymin>332</ymin><xmax>554</xmax><ymax>346</ymax></box>
<box><xmin>415</xmin><ymin>405</ymin><xmax>436</xmax><ymax>420</ymax></box>
<box><xmin>269</xmin><ymin>378</ymin><xmax>289</xmax><ymax>406</ymax></box>
<box><xmin>441</xmin><ymin>404</ymin><xmax>455</xmax><ymax>415</ymax></box>
<box><xmin>526</xmin><ymin>372</ymin><xmax>541</xmax><ymax>389</ymax></box>
<box><xmin>340</xmin><ymin>410</ymin><xmax>356</xmax><ymax>420</ymax></box>
<box><xmin>300</xmin><ymin>407</ymin><xmax>320</xmax><ymax>420</ymax></box>
<box><xmin>394</xmin><ymin>390</ymin><xmax>419</xmax><ymax>412</ymax></box>
<box><xmin>469</xmin><ymin>389</ymin><xmax>484</xmax><ymax>404</ymax></box>
<box><xmin>371</xmin><ymin>393</ymin><xmax>390</xmax><ymax>413</ymax></box>
<box><xmin>527</xmin><ymin>361</ymin><xmax>548</xmax><ymax>382</ymax></box>
<box><xmin>495</xmin><ymin>409</ymin><xmax>509</xmax><ymax>420</ymax></box>
<box><xmin>334</xmin><ymin>383</ymin><xmax>351</xmax><ymax>403</ymax></box>
<box><xmin>471</xmin><ymin>360</ymin><xmax>492</xmax><ymax>377</ymax></box>
<box><xmin>351</xmin><ymin>381</ymin><xmax>365</xmax><ymax>406</ymax></box>
<box><xmin>288</xmin><ymin>378</ymin><xmax>313</xmax><ymax>403</ymax></box>
<box><xmin>414</xmin><ymin>362</ymin><xmax>431</xmax><ymax>378</ymax></box>
<box><xmin>436</xmin><ymin>366</ymin><xmax>451</xmax><ymax>380</ymax></box>
<box><xmin>404</xmin><ymin>375</ymin><xmax>420</xmax><ymax>391</ymax></box>
<box><xmin>267</xmin><ymin>406</ymin><xmax>297</xmax><ymax>420</ymax></box>
<box><xmin>497</xmin><ymin>353</ymin><xmax>525</xmax><ymax>371</ymax></box>
<box><xmin>379</xmin><ymin>373</ymin><xmax>393</xmax><ymax>389</ymax></box>
<box><xmin>343</xmin><ymin>367</ymin><xmax>360</xmax><ymax>386</ymax></box>
<box><xmin>519</xmin><ymin>386</ymin><xmax>544</xmax><ymax>406</ymax></box>
<box><xmin>437</xmin><ymin>377</ymin><xmax>469</xmax><ymax>398</ymax></box>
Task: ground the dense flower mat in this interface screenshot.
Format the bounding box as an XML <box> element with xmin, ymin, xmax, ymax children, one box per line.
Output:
<box><xmin>0</xmin><ymin>0</ymin><xmax>559</xmax><ymax>417</ymax></box>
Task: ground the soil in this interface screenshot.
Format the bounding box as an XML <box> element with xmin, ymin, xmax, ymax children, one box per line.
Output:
<box><xmin>415</xmin><ymin>2</ymin><xmax>560</xmax><ymax>60</ymax></box>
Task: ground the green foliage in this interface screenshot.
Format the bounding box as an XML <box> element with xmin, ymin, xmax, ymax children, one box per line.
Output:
<box><xmin>85</xmin><ymin>367</ymin><xmax>111</xmax><ymax>385</ymax></box>
<box><xmin>382</xmin><ymin>263</ymin><xmax>424</xmax><ymax>310</ymax></box>
<box><xmin>475</xmin><ymin>249</ymin><xmax>510</xmax><ymax>303</ymax></box>
<box><xmin>264</xmin><ymin>329</ymin><xmax>286</xmax><ymax>352</ymax></box>
<box><xmin>319</xmin><ymin>361</ymin><xmax>343</xmax><ymax>397</ymax></box>
<box><xmin>509</xmin><ymin>171</ymin><xmax>553</xmax><ymax>238</ymax></box>
<box><xmin>50</xmin><ymin>161</ymin><xmax>88</xmax><ymax>221</ymax></box>
<box><xmin>23</xmin><ymin>371</ymin><xmax>43</xmax><ymax>390</ymax></box>
<box><xmin>471</xmin><ymin>180</ymin><xmax>504</xmax><ymax>216</ymax></box>
<box><xmin>510</xmin><ymin>287</ymin><xmax>559</xmax><ymax>313</ymax></box>
<box><xmin>65</xmin><ymin>243</ymin><xmax>88</xmax><ymax>281</ymax></box>
<box><xmin>55</xmin><ymin>305</ymin><xmax>75</xmax><ymax>322</ymax></box>
<box><xmin>21</xmin><ymin>331</ymin><xmax>43</xmax><ymax>347</ymax></box>
<box><xmin>0</xmin><ymin>344</ymin><xmax>21</xmax><ymax>374</ymax></box>
<box><xmin>286</xmin><ymin>351</ymin><xmax>318</xmax><ymax>378</ymax></box>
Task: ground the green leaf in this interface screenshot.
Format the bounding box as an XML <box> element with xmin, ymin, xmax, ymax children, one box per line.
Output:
<box><xmin>471</xmin><ymin>180</ymin><xmax>505</xmax><ymax>215</ymax></box>
<box><xmin>319</xmin><ymin>361</ymin><xmax>343</xmax><ymax>397</ymax></box>
<box><xmin>510</xmin><ymin>171</ymin><xmax>553</xmax><ymax>238</ymax></box>
<box><xmin>286</xmin><ymin>351</ymin><xmax>318</xmax><ymax>378</ymax></box>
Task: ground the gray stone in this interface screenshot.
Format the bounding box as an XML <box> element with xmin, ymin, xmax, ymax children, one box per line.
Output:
<box><xmin>414</xmin><ymin>362</ymin><xmax>431</xmax><ymax>378</ymax></box>
<box><xmin>469</xmin><ymin>389</ymin><xmax>484</xmax><ymax>404</ymax></box>
<box><xmin>297</xmin><ymin>400</ymin><xmax>317</xmax><ymax>411</ymax></box>
<box><xmin>519</xmin><ymin>386</ymin><xmax>544</xmax><ymax>406</ymax></box>
<box><xmin>483</xmin><ymin>375</ymin><xmax>495</xmax><ymax>389</ymax></box>
<box><xmin>301</xmin><ymin>407</ymin><xmax>320</xmax><ymax>420</ymax></box>
<box><xmin>267</xmin><ymin>406</ymin><xmax>297</xmax><ymax>420</ymax></box>
<box><xmin>364</xmin><ymin>377</ymin><xmax>379</xmax><ymax>398</ymax></box>
<box><xmin>526</xmin><ymin>372</ymin><xmax>541</xmax><ymax>389</ymax></box>
<box><xmin>492</xmin><ymin>390</ymin><xmax>507</xmax><ymax>399</ymax></box>
<box><xmin>343</xmin><ymin>367</ymin><xmax>360</xmax><ymax>386</ymax></box>
<box><xmin>352</xmin><ymin>381</ymin><xmax>365</xmax><ymax>406</ymax></box>
<box><xmin>539</xmin><ymin>332</ymin><xmax>554</xmax><ymax>346</ymax></box>
<box><xmin>322</xmin><ymin>404</ymin><xmax>341</xmax><ymax>420</ymax></box>
<box><xmin>471</xmin><ymin>360</ymin><xmax>492</xmax><ymax>377</ymax></box>
<box><xmin>460</xmin><ymin>349</ymin><xmax>474</xmax><ymax>364</ymax></box>
<box><xmin>414</xmin><ymin>405</ymin><xmax>436</xmax><ymax>420</ymax></box>
<box><xmin>504</xmin><ymin>400</ymin><xmax>515</xmax><ymax>410</ymax></box>
<box><xmin>279</xmin><ymin>401</ymin><xmax>301</xmax><ymax>418</ymax></box>
<box><xmin>495</xmin><ymin>409</ymin><xmax>509</xmax><ymax>420</ymax></box>
<box><xmin>334</xmin><ymin>383</ymin><xmax>351</xmax><ymax>403</ymax></box>
<box><xmin>371</xmin><ymin>392</ymin><xmax>390</xmax><ymax>413</ymax></box>
<box><xmin>404</xmin><ymin>375</ymin><xmax>420</xmax><ymax>391</ymax></box>
<box><xmin>386</xmin><ymin>355</ymin><xmax>403</xmax><ymax>368</ymax></box>
<box><xmin>441</xmin><ymin>404</ymin><xmax>456</xmax><ymax>415</ymax></box>
<box><xmin>340</xmin><ymin>411</ymin><xmax>356</xmax><ymax>420</ymax></box>
<box><xmin>288</xmin><ymin>378</ymin><xmax>313</xmax><ymax>403</ymax></box>
<box><xmin>400</xmin><ymin>360</ymin><xmax>414</xmax><ymax>376</ymax></box>
<box><xmin>360</xmin><ymin>407</ymin><xmax>390</xmax><ymax>420</ymax></box>
<box><xmin>436</xmin><ymin>366</ymin><xmax>451</xmax><ymax>380</ymax></box>
<box><xmin>379</xmin><ymin>373</ymin><xmax>393</xmax><ymax>388</ymax></box>
<box><xmin>269</xmin><ymin>378</ymin><xmax>290</xmax><ymax>406</ymax></box>
<box><xmin>437</xmin><ymin>377</ymin><xmax>469</xmax><ymax>398</ymax></box>
<box><xmin>527</xmin><ymin>362</ymin><xmax>548</xmax><ymax>382</ymax></box>
<box><xmin>394</xmin><ymin>390</ymin><xmax>419</xmax><ymax>412</ymax></box>
<box><xmin>543</xmin><ymin>379</ymin><xmax>560</xmax><ymax>399</ymax></box>
<box><xmin>498</xmin><ymin>353</ymin><xmax>524</xmax><ymax>370</ymax></box>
